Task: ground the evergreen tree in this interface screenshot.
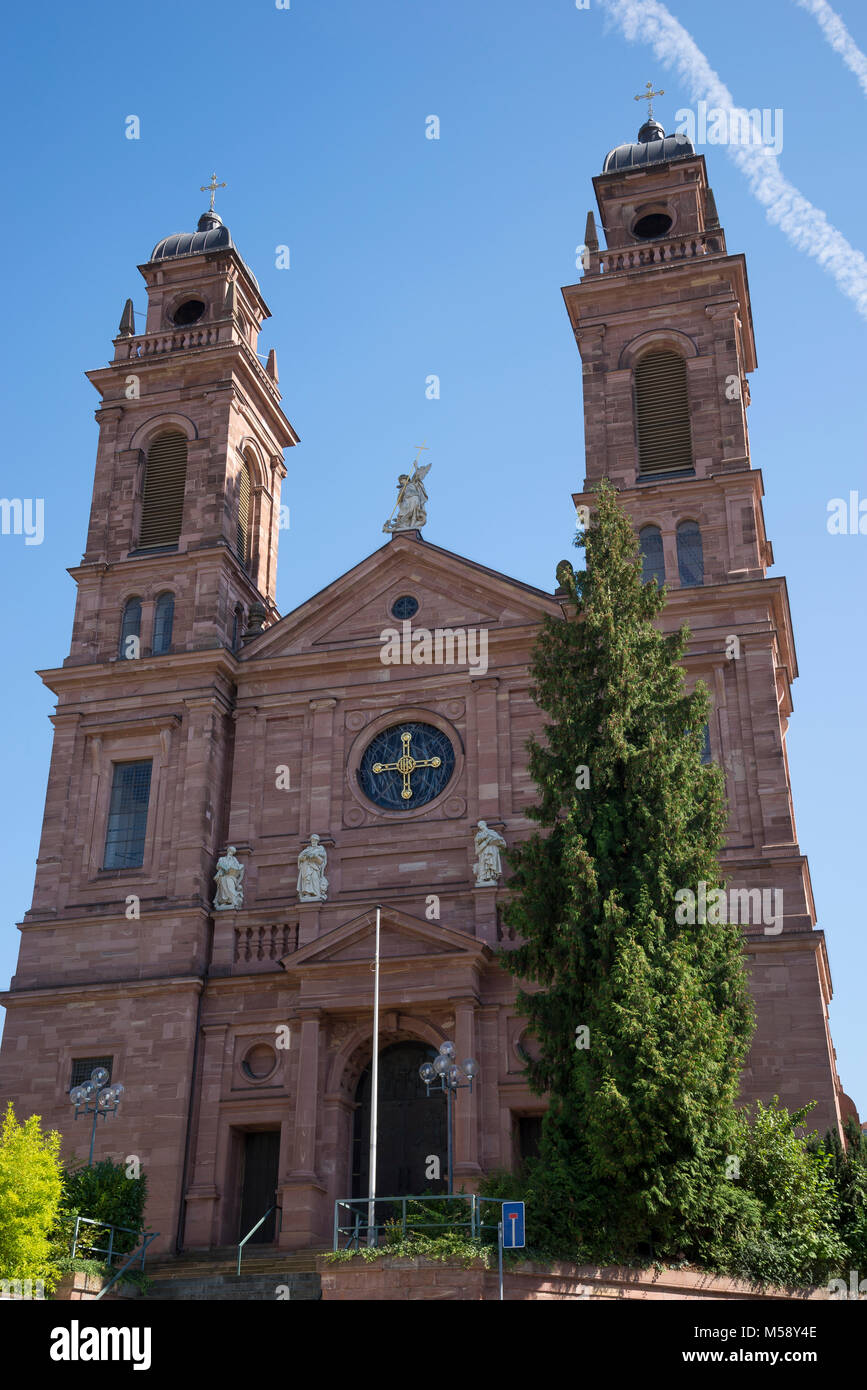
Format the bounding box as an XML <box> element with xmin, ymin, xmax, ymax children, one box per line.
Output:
<box><xmin>809</xmin><ymin>1117</ymin><xmax>867</xmax><ymax>1271</ymax></box>
<box><xmin>502</xmin><ymin>478</ymin><xmax>755</xmax><ymax>1259</ymax></box>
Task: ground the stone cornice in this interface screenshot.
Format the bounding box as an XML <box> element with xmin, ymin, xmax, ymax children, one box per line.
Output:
<box><xmin>0</xmin><ymin>975</ymin><xmax>204</xmax><ymax>1007</ymax></box>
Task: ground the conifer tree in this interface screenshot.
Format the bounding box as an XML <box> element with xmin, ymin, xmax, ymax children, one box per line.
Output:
<box><xmin>502</xmin><ymin>478</ymin><xmax>754</xmax><ymax>1258</ymax></box>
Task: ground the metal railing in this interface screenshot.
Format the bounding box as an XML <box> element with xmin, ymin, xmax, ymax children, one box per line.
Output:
<box><xmin>71</xmin><ymin>1214</ymin><xmax>148</xmax><ymax>1267</ymax></box>
<box><xmin>237</xmin><ymin>1204</ymin><xmax>280</xmax><ymax>1275</ymax></box>
<box><xmin>69</xmin><ymin>1215</ymin><xmax>157</xmax><ymax>1300</ymax></box>
<box><xmin>333</xmin><ymin>1194</ymin><xmax>516</xmax><ymax>1250</ymax></box>
<box><xmin>94</xmin><ymin>1232</ymin><xmax>159</xmax><ymax>1301</ymax></box>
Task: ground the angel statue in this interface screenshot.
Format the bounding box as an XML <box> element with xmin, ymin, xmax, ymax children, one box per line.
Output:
<box><xmin>472</xmin><ymin>820</ymin><xmax>507</xmax><ymax>887</ymax></box>
<box><xmin>213</xmin><ymin>846</ymin><xmax>245</xmax><ymax>910</ymax></box>
<box><xmin>297</xmin><ymin>833</ymin><xmax>329</xmax><ymax>902</ymax></box>
<box><xmin>383</xmin><ymin>460</ymin><xmax>432</xmax><ymax>533</ymax></box>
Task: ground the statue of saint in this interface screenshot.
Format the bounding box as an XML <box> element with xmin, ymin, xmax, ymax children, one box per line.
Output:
<box><xmin>297</xmin><ymin>834</ymin><xmax>329</xmax><ymax>902</ymax></box>
<box><xmin>472</xmin><ymin>821</ymin><xmax>507</xmax><ymax>887</ymax></box>
<box><xmin>213</xmin><ymin>846</ymin><xmax>244</xmax><ymax>910</ymax></box>
<box><xmin>383</xmin><ymin>462</ymin><xmax>431</xmax><ymax>532</ymax></box>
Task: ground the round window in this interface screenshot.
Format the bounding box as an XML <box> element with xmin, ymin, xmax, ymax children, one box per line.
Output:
<box><xmin>633</xmin><ymin>212</ymin><xmax>673</xmax><ymax>239</ymax></box>
<box><xmin>172</xmin><ymin>298</ymin><xmax>206</xmax><ymax>326</ymax></box>
<box><xmin>391</xmin><ymin>595</ymin><xmax>419</xmax><ymax>620</ymax></box>
<box><xmin>242</xmin><ymin>1044</ymin><xmax>277</xmax><ymax>1080</ymax></box>
<box><xmin>358</xmin><ymin>722</ymin><xmax>455</xmax><ymax>811</ymax></box>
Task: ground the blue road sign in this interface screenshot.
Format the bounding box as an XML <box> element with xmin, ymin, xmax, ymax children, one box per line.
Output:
<box><xmin>502</xmin><ymin>1201</ymin><xmax>525</xmax><ymax>1248</ymax></box>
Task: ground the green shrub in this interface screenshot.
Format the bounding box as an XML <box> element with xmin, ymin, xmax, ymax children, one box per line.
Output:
<box><xmin>61</xmin><ymin>1158</ymin><xmax>148</xmax><ymax>1257</ymax></box>
<box><xmin>723</xmin><ymin>1099</ymin><xmax>846</xmax><ymax>1286</ymax></box>
<box><xmin>0</xmin><ymin>1102</ymin><xmax>65</xmax><ymax>1290</ymax></box>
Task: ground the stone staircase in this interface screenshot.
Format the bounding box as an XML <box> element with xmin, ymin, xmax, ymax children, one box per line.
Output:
<box><xmin>122</xmin><ymin>1245</ymin><xmax>325</xmax><ymax>1301</ymax></box>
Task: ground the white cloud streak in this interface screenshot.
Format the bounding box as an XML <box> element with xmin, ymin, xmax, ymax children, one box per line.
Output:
<box><xmin>793</xmin><ymin>0</ymin><xmax>867</xmax><ymax>99</ymax></box>
<box><xmin>598</xmin><ymin>0</ymin><xmax>867</xmax><ymax>322</ymax></box>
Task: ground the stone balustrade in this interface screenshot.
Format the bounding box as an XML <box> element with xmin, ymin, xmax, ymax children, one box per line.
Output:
<box><xmin>587</xmin><ymin>234</ymin><xmax>724</xmax><ymax>276</ymax></box>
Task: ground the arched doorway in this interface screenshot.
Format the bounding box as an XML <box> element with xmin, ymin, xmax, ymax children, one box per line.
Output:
<box><xmin>351</xmin><ymin>1042</ymin><xmax>447</xmax><ymax>1199</ymax></box>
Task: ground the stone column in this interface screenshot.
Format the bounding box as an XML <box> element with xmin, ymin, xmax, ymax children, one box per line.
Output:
<box><xmin>472</xmin><ymin>677</ymin><xmax>500</xmax><ymax>821</ymax></box>
<box><xmin>183</xmin><ymin>1022</ymin><xmax>229</xmax><ymax>1249</ymax></box>
<box><xmin>280</xmin><ymin>1008</ymin><xmax>327</xmax><ymax>1248</ymax></box>
<box><xmin>306</xmin><ymin>698</ymin><xmax>337</xmax><ymax>837</ymax></box>
<box><xmin>452</xmin><ymin>997</ymin><xmax>482</xmax><ymax>1186</ymax></box>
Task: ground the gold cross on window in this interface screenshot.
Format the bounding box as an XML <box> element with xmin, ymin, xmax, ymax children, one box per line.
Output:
<box><xmin>372</xmin><ymin>730</ymin><xmax>442</xmax><ymax>801</ymax></box>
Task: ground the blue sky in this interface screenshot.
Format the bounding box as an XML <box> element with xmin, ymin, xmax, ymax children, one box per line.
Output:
<box><xmin>0</xmin><ymin>0</ymin><xmax>864</xmax><ymax>1117</ymax></box>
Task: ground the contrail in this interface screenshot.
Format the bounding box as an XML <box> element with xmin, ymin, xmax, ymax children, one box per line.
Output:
<box><xmin>793</xmin><ymin>0</ymin><xmax>867</xmax><ymax>99</ymax></box>
<box><xmin>598</xmin><ymin>0</ymin><xmax>867</xmax><ymax>321</ymax></box>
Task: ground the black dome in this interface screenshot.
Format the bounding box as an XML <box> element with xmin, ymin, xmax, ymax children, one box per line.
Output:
<box><xmin>150</xmin><ymin>211</ymin><xmax>233</xmax><ymax>260</ymax></box>
<box><xmin>603</xmin><ymin>119</ymin><xmax>695</xmax><ymax>173</ymax></box>
<box><xmin>149</xmin><ymin>211</ymin><xmax>260</xmax><ymax>290</ymax></box>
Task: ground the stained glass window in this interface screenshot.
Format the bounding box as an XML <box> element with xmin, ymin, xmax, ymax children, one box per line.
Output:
<box><xmin>358</xmin><ymin>723</ymin><xmax>455</xmax><ymax>810</ymax></box>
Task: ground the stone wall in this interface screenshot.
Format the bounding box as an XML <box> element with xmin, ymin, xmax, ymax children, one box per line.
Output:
<box><xmin>316</xmin><ymin>1255</ymin><xmax>830</xmax><ymax>1301</ymax></box>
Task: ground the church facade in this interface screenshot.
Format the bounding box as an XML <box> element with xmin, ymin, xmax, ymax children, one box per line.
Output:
<box><xmin>0</xmin><ymin>118</ymin><xmax>855</xmax><ymax>1255</ymax></box>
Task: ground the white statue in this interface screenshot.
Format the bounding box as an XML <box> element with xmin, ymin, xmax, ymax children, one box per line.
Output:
<box><xmin>472</xmin><ymin>821</ymin><xmax>507</xmax><ymax>887</ymax></box>
<box><xmin>297</xmin><ymin>834</ymin><xmax>329</xmax><ymax>902</ymax></box>
<box><xmin>383</xmin><ymin>461</ymin><xmax>431</xmax><ymax>532</ymax></box>
<box><xmin>214</xmin><ymin>845</ymin><xmax>244</xmax><ymax>910</ymax></box>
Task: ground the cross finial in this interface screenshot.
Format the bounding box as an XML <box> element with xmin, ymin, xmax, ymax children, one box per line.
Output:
<box><xmin>634</xmin><ymin>81</ymin><xmax>665</xmax><ymax>120</ymax></box>
<box><xmin>200</xmin><ymin>172</ymin><xmax>227</xmax><ymax>213</ymax></box>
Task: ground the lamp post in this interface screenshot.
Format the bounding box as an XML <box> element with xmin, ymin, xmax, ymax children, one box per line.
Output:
<box><xmin>69</xmin><ymin>1067</ymin><xmax>125</xmax><ymax>1167</ymax></box>
<box><xmin>419</xmin><ymin>1042</ymin><xmax>478</xmax><ymax>1195</ymax></box>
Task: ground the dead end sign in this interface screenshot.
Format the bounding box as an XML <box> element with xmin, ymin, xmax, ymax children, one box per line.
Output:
<box><xmin>502</xmin><ymin>1201</ymin><xmax>525</xmax><ymax>1248</ymax></box>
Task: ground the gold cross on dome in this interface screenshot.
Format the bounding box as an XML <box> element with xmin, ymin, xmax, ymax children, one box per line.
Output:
<box><xmin>372</xmin><ymin>730</ymin><xmax>442</xmax><ymax>801</ymax></box>
<box><xmin>634</xmin><ymin>82</ymin><xmax>665</xmax><ymax>119</ymax></box>
<box><xmin>200</xmin><ymin>172</ymin><xmax>227</xmax><ymax>212</ymax></box>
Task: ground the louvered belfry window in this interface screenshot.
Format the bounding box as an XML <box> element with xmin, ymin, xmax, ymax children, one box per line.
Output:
<box><xmin>634</xmin><ymin>350</ymin><xmax>694</xmax><ymax>476</ymax></box>
<box><xmin>138</xmin><ymin>430</ymin><xmax>187</xmax><ymax>548</ymax></box>
<box><xmin>236</xmin><ymin>460</ymin><xmax>252</xmax><ymax>564</ymax></box>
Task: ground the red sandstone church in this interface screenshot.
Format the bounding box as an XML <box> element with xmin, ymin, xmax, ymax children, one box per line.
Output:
<box><xmin>0</xmin><ymin>115</ymin><xmax>857</xmax><ymax>1255</ymax></box>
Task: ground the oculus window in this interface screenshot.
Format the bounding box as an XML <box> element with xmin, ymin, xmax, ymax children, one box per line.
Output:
<box><xmin>358</xmin><ymin>723</ymin><xmax>455</xmax><ymax>810</ymax></box>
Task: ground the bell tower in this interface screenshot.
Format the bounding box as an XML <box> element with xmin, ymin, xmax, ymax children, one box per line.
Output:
<box><xmin>562</xmin><ymin>114</ymin><xmax>850</xmax><ymax>1135</ymax></box>
<box><xmin>69</xmin><ymin>188</ymin><xmax>297</xmax><ymax>665</ymax></box>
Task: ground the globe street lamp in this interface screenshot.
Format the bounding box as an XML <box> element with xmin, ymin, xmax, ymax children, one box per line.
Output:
<box><xmin>69</xmin><ymin>1067</ymin><xmax>125</xmax><ymax>1167</ymax></box>
<box><xmin>419</xmin><ymin>1042</ymin><xmax>478</xmax><ymax>1195</ymax></box>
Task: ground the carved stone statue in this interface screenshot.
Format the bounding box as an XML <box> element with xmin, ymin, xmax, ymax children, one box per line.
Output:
<box><xmin>297</xmin><ymin>833</ymin><xmax>329</xmax><ymax>902</ymax></box>
<box><xmin>383</xmin><ymin>462</ymin><xmax>431</xmax><ymax>533</ymax></box>
<box><xmin>214</xmin><ymin>845</ymin><xmax>245</xmax><ymax>910</ymax></box>
<box><xmin>472</xmin><ymin>820</ymin><xmax>507</xmax><ymax>887</ymax></box>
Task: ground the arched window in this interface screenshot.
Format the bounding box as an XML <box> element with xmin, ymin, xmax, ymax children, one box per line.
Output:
<box><xmin>236</xmin><ymin>459</ymin><xmax>252</xmax><ymax>565</ymax></box>
<box><xmin>634</xmin><ymin>350</ymin><xmax>693</xmax><ymax>476</ymax></box>
<box><xmin>119</xmin><ymin>598</ymin><xmax>142</xmax><ymax>660</ymax></box>
<box><xmin>152</xmin><ymin>592</ymin><xmax>175</xmax><ymax>655</ymax></box>
<box><xmin>139</xmin><ymin>430</ymin><xmax>188</xmax><ymax>549</ymax></box>
<box><xmin>700</xmin><ymin>723</ymin><xmax>712</xmax><ymax>765</ymax></box>
<box><xmin>677</xmin><ymin>521</ymin><xmax>704</xmax><ymax>587</ymax></box>
<box><xmin>638</xmin><ymin>525</ymin><xmax>665</xmax><ymax>586</ymax></box>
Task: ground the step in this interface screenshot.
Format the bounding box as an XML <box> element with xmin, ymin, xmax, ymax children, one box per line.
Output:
<box><xmin>137</xmin><ymin>1273</ymin><xmax>322</xmax><ymax>1302</ymax></box>
<box><xmin>147</xmin><ymin>1253</ymin><xmax>325</xmax><ymax>1280</ymax></box>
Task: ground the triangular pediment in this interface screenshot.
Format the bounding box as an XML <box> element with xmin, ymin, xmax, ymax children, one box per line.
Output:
<box><xmin>280</xmin><ymin>905</ymin><xmax>490</xmax><ymax>975</ymax></box>
<box><xmin>243</xmin><ymin>532</ymin><xmax>560</xmax><ymax>660</ymax></box>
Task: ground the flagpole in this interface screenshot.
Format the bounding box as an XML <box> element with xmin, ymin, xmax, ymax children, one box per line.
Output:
<box><xmin>367</xmin><ymin>904</ymin><xmax>381</xmax><ymax>1246</ymax></box>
